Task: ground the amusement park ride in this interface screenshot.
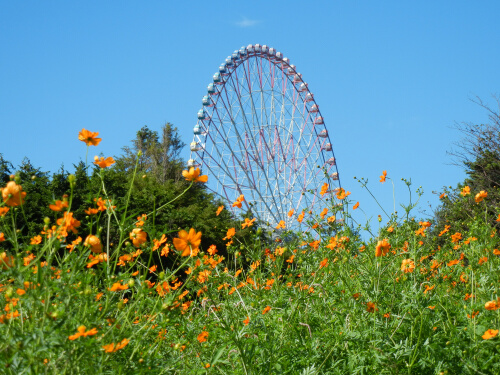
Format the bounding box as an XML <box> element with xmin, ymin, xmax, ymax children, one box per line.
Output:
<box><xmin>188</xmin><ymin>44</ymin><xmax>341</xmax><ymax>228</ymax></box>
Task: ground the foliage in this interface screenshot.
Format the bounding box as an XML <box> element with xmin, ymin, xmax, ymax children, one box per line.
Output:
<box><xmin>1</xmin><ymin>140</ymin><xmax>500</xmax><ymax>374</ymax></box>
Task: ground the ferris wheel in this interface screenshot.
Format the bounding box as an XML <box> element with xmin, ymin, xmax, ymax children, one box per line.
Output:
<box><xmin>188</xmin><ymin>44</ymin><xmax>341</xmax><ymax>228</ymax></box>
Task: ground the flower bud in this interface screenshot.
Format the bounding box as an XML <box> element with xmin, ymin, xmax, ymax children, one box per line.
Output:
<box><xmin>68</xmin><ymin>174</ymin><xmax>76</xmax><ymax>188</ymax></box>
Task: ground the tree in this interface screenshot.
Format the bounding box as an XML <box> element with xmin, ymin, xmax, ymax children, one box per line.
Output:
<box><xmin>432</xmin><ymin>97</ymin><xmax>500</xmax><ymax>238</ymax></box>
<box><xmin>117</xmin><ymin>123</ymin><xmax>185</xmax><ymax>183</ymax></box>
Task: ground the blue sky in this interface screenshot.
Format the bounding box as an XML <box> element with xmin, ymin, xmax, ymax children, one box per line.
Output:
<box><xmin>1</xmin><ymin>1</ymin><xmax>499</xmax><ymax>233</ymax></box>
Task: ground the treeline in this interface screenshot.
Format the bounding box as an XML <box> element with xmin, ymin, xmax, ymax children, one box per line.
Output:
<box><xmin>0</xmin><ymin>123</ymin><xmax>244</xmax><ymax>253</ymax></box>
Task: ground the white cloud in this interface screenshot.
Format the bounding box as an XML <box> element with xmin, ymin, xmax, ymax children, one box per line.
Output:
<box><xmin>235</xmin><ymin>17</ymin><xmax>261</xmax><ymax>28</ymax></box>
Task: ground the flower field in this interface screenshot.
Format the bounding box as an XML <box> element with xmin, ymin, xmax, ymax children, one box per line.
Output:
<box><xmin>0</xmin><ymin>130</ymin><xmax>499</xmax><ymax>374</ymax></box>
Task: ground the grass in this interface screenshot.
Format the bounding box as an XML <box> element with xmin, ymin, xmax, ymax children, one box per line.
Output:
<box><xmin>0</xmin><ymin>142</ymin><xmax>499</xmax><ymax>374</ymax></box>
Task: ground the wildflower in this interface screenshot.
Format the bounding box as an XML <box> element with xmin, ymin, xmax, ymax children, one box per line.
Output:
<box><xmin>216</xmin><ymin>205</ymin><xmax>224</xmax><ymax>216</ymax></box>
<box><xmin>423</xmin><ymin>285</ymin><xmax>435</xmax><ymax>294</ymax></box>
<box><xmin>84</xmin><ymin>235</ymin><xmax>102</xmax><ymax>253</ymax></box>
<box><xmin>297</xmin><ymin>211</ymin><xmax>305</xmax><ymax>223</ymax></box>
<box><xmin>320</xmin><ymin>208</ymin><xmax>328</xmax><ymax>219</ymax></box>
<box><xmin>366</xmin><ymin>302</ymin><xmax>378</xmax><ymax>313</ymax></box>
<box><xmin>109</xmin><ymin>282</ymin><xmax>128</xmax><ymax>292</ymax></box>
<box><xmin>130</xmin><ymin>228</ymin><xmax>147</xmax><ymax>247</ymax></box>
<box><xmin>241</xmin><ymin>217</ymin><xmax>256</xmax><ymax>229</ymax></box>
<box><xmin>375</xmin><ymin>239</ymin><xmax>391</xmax><ymax>257</ymax></box>
<box><xmin>401</xmin><ymin>259</ymin><xmax>415</xmax><ymax>273</ymax></box>
<box><xmin>485</xmin><ymin>300</ymin><xmax>500</xmax><ymax>311</ymax></box>
<box><xmin>287</xmin><ymin>209</ymin><xmax>294</xmax><ymax>217</ymax></box>
<box><xmin>85</xmin><ymin>207</ymin><xmax>99</xmax><ymax>215</ymax></box>
<box><xmin>56</xmin><ymin>211</ymin><xmax>81</xmax><ymax>235</ymax></box>
<box><xmin>262</xmin><ymin>306</ymin><xmax>271</xmax><ymax>314</ymax></box>
<box><xmin>482</xmin><ymin>329</ymin><xmax>499</xmax><ymax>340</ymax></box>
<box><xmin>320</xmin><ymin>183</ymin><xmax>329</xmax><ymax>196</ymax></box>
<box><xmin>49</xmin><ymin>199</ymin><xmax>68</xmax><ymax>211</ymax></box>
<box><xmin>94</xmin><ymin>156</ymin><xmax>115</xmax><ymax>168</ymax></box>
<box><xmin>460</xmin><ymin>186</ymin><xmax>471</xmax><ymax>196</ymax></box>
<box><xmin>223</xmin><ymin>228</ymin><xmax>235</xmax><ymax>241</ymax></box>
<box><xmin>152</xmin><ymin>234</ymin><xmax>167</xmax><ymax>251</ymax></box>
<box><xmin>276</xmin><ymin>220</ymin><xmax>286</xmax><ymax>229</ymax></box>
<box><xmin>182</xmin><ymin>167</ymin><xmax>208</xmax><ymax>183</ymax></box>
<box><xmin>0</xmin><ymin>252</ymin><xmax>14</xmax><ymax>269</ymax></box>
<box><xmin>87</xmin><ymin>253</ymin><xmax>107</xmax><ymax>268</ymax></box>
<box><xmin>102</xmin><ymin>338</ymin><xmax>129</xmax><ymax>353</ymax></box>
<box><xmin>383</xmin><ymin>312</ymin><xmax>391</xmax><ymax>319</ymax></box>
<box><xmin>336</xmin><ymin>188</ymin><xmax>351</xmax><ymax>200</ymax></box>
<box><xmin>78</xmin><ymin>129</ymin><xmax>102</xmax><ymax>146</ymax></box>
<box><xmin>439</xmin><ymin>193</ymin><xmax>447</xmax><ymax>199</ymax></box>
<box><xmin>319</xmin><ymin>258</ymin><xmax>328</xmax><ymax>269</ymax></box>
<box><xmin>1</xmin><ymin>181</ymin><xmax>26</xmax><ymax>207</ymax></box>
<box><xmin>286</xmin><ymin>255</ymin><xmax>295</xmax><ymax>263</ymax></box>
<box><xmin>451</xmin><ymin>232</ymin><xmax>462</xmax><ymax>243</ymax></box>
<box><xmin>447</xmin><ymin>259</ymin><xmax>459</xmax><ymax>267</ymax></box>
<box><xmin>232</xmin><ymin>194</ymin><xmax>245</xmax><ymax>208</ymax></box>
<box><xmin>30</xmin><ymin>235</ymin><xmax>42</xmax><ymax>245</ymax></box>
<box><xmin>207</xmin><ymin>244</ymin><xmax>217</xmax><ymax>255</ymax></box>
<box><xmin>197</xmin><ymin>331</ymin><xmax>209</xmax><ymax>343</ymax></box>
<box><xmin>173</xmin><ymin>228</ymin><xmax>202</xmax><ymax>257</ymax></box>
<box><xmin>353</xmin><ymin>202</ymin><xmax>359</xmax><ymax>210</ymax></box>
<box><xmin>243</xmin><ymin>316</ymin><xmax>250</xmax><ymax>326</ymax></box>
<box><xmin>478</xmin><ymin>256</ymin><xmax>488</xmax><ymax>265</ymax></box>
<box><xmin>475</xmin><ymin>190</ymin><xmax>488</xmax><ymax>203</ymax></box>
<box><xmin>149</xmin><ymin>265</ymin><xmax>157</xmax><ymax>273</ymax></box>
<box><xmin>379</xmin><ymin>170</ymin><xmax>387</xmax><ymax>183</ymax></box>
<box><xmin>0</xmin><ymin>207</ymin><xmax>9</xmax><ymax>216</ymax></box>
<box><xmin>68</xmin><ymin>325</ymin><xmax>98</xmax><ymax>340</ymax></box>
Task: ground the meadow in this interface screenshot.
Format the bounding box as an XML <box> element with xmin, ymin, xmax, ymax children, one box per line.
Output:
<box><xmin>0</xmin><ymin>129</ymin><xmax>499</xmax><ymax>374</ymax></box>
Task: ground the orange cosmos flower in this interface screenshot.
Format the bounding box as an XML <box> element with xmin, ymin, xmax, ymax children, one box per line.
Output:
<box><xmin>49</xmin><ymin>199</ymin><xmax>69</xmax><ymax>212</ymax></box>
<box><xmin>102</xmin><ymin>338</ymin><xmax>129</xmax><ymax>353</ymax></box>
<box><xmin>353</xmin><ymin>202</ymin><xmax>359</xmax><ymax>210</ymax></box>
<box><xmin>30</xmin><ymin>235</ymin><xmax>42</xmax><ymax>245</ymax></box>
<box><xmin>262</xmin><ymin>306</ymin><xmax>271</xmax><ymax>314</ymax></box>
<box><xmin>0</xmin><ymin>233</ymin><xmax>4</xmax><ymax>242</ymax></box>
<box><xmin>379</xmin><ymin>170</ymin><xmax>387</xmax><ymax>183</ymax></box>
<box><xmin>401</xmin><ymin>259</ymin><xmax>415</xmax><ymax>273</ymax></box>
<box><xmin>243</xmin><ymin>316</ymin><xmax>250</xmax><ymax>326</ymax></box>
<box><xmin>423</xmin><ymin>285</ymin><xmax>435</xmax><ymax>294</ymax></box>
<box><xmin>93</xmin><ymin>156</ymin><xmax>115</xmax><ymax>168</ymax></box>
<box><xmin>375</xmin><ymin>239</ymin><xmax>391</xmax><ymax>257</ymax></box>
<box><xmin>1</xmin><ymin>181</ymin><xmax>26</xmax><ymax>207</ymax></box>
<box><xmin>68</xmin><ymin>325</ymin><xmax>99</xmax><ymax>340</ymax></box>
<box><xmin>56</xmin><ymin>211</ymin><xmax>81</xmax><ymax>235</ymax></box>
<box><xmin>78</xmin><ymin>129</ymin><xmax>102</xmax><ymax>146</ymax></box>
<box><xmin>320</xmin><ymin>183</ymin><xmax>329</xmax><ymax>196</ymax></box>
<box><xmin>173</xmin><ymin>228</ymin><xmax>202</xmax><ymax>257</ymax></box>
<box><xmin>84</xmin><ymin>235</ymin><xmax>102</xmax><ymax>253</ymax></box>
<box><xmin>216</xmin><ymin>205</ymin><xmax>224</xmax><ymax>216</ymax></box>
<box><xmin>475</xmin><ymin>190</ymin><xmax>488</xmax><ymax>203</ymax></box>
<box><xmin>366</xmin><ymin>302</ymin><xmax>378</xmax><ymax>313</ymax></box>
<box><xmin>336</xmin><ymin>188</ymin><xmax>351</xmax><ymax>200</ymax></box>
<box><xmin>197</xmin><ymin>331</ymin><xmax>209</xmax><ymax>343</ymax></box>
<box><xmin>287</xmin><ymin>209</ymin><xmax>294</xmax><ymax>217</ymax></box>
<box><xmin>241</xmin><ymin>217</ymin><xmax>256</xmax><ymax>229</ymax></box>
<box><xmin>182</xmin><ymin>167</ymin><xmax>208</xmax><ymax>183</ymax></box>
<box><xmin>482</xmin><ymin>329</ymin><xmax>499</xmax><ymax>340</ymax></box>
<box><xmin>320</xmin><ymin>208</ymin><xmax>328</xmax><ymax>219</ymax></box>
<box><xmin>297</xmin><ymin>211</ymin><xmax>305</xmax><ymax>223</ymax></box>
<box><xmin>276</xmin><ymin>220</ymin><xmax>286</xmax><ymax>229</ymax></box>
<box><xmin>485</xmin><ymin>299</ymin><xmax>500</xmax><ymax>311</ymax></box>
<box><xmin>232</xmin><ymin>194</ymin><xmax>245</xmax><ymax>208</ymax></box>
<box><xmin>109</xmin><ymin>282</ymin><xmax>128</xmax><ymax>292</ymax></box>
<box><xmin>223</xmin><ymin>227</ymin><xmax>236</xmax><ymax>241</ymax></box>
<box><xmin>0</xmin><ymin>252</ymin><xmax>15</xmax><ymax>269</ymax></box>
<box><xmin>319</xmin><ymin>258</ymin><xmax>328</xmax><ymax>269</ymax></box>
<box><xmin>0</xmin><ymin>207</ymin><xmax>9</xmax><ymax>216</ymax></box>
<box><xmin>130</xmin><ymin>228</ymin><xmax>147</xmax><ymax>247</ymax></box>
<box><xmin>439</xmin><ymin>193</ymin><xmax>447</xmax><ymax>199</ymax></box>
<box><xmin>460</xmin><ymin>186</ymin><xmax>471</xmax><ymax>196</ymax></box>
